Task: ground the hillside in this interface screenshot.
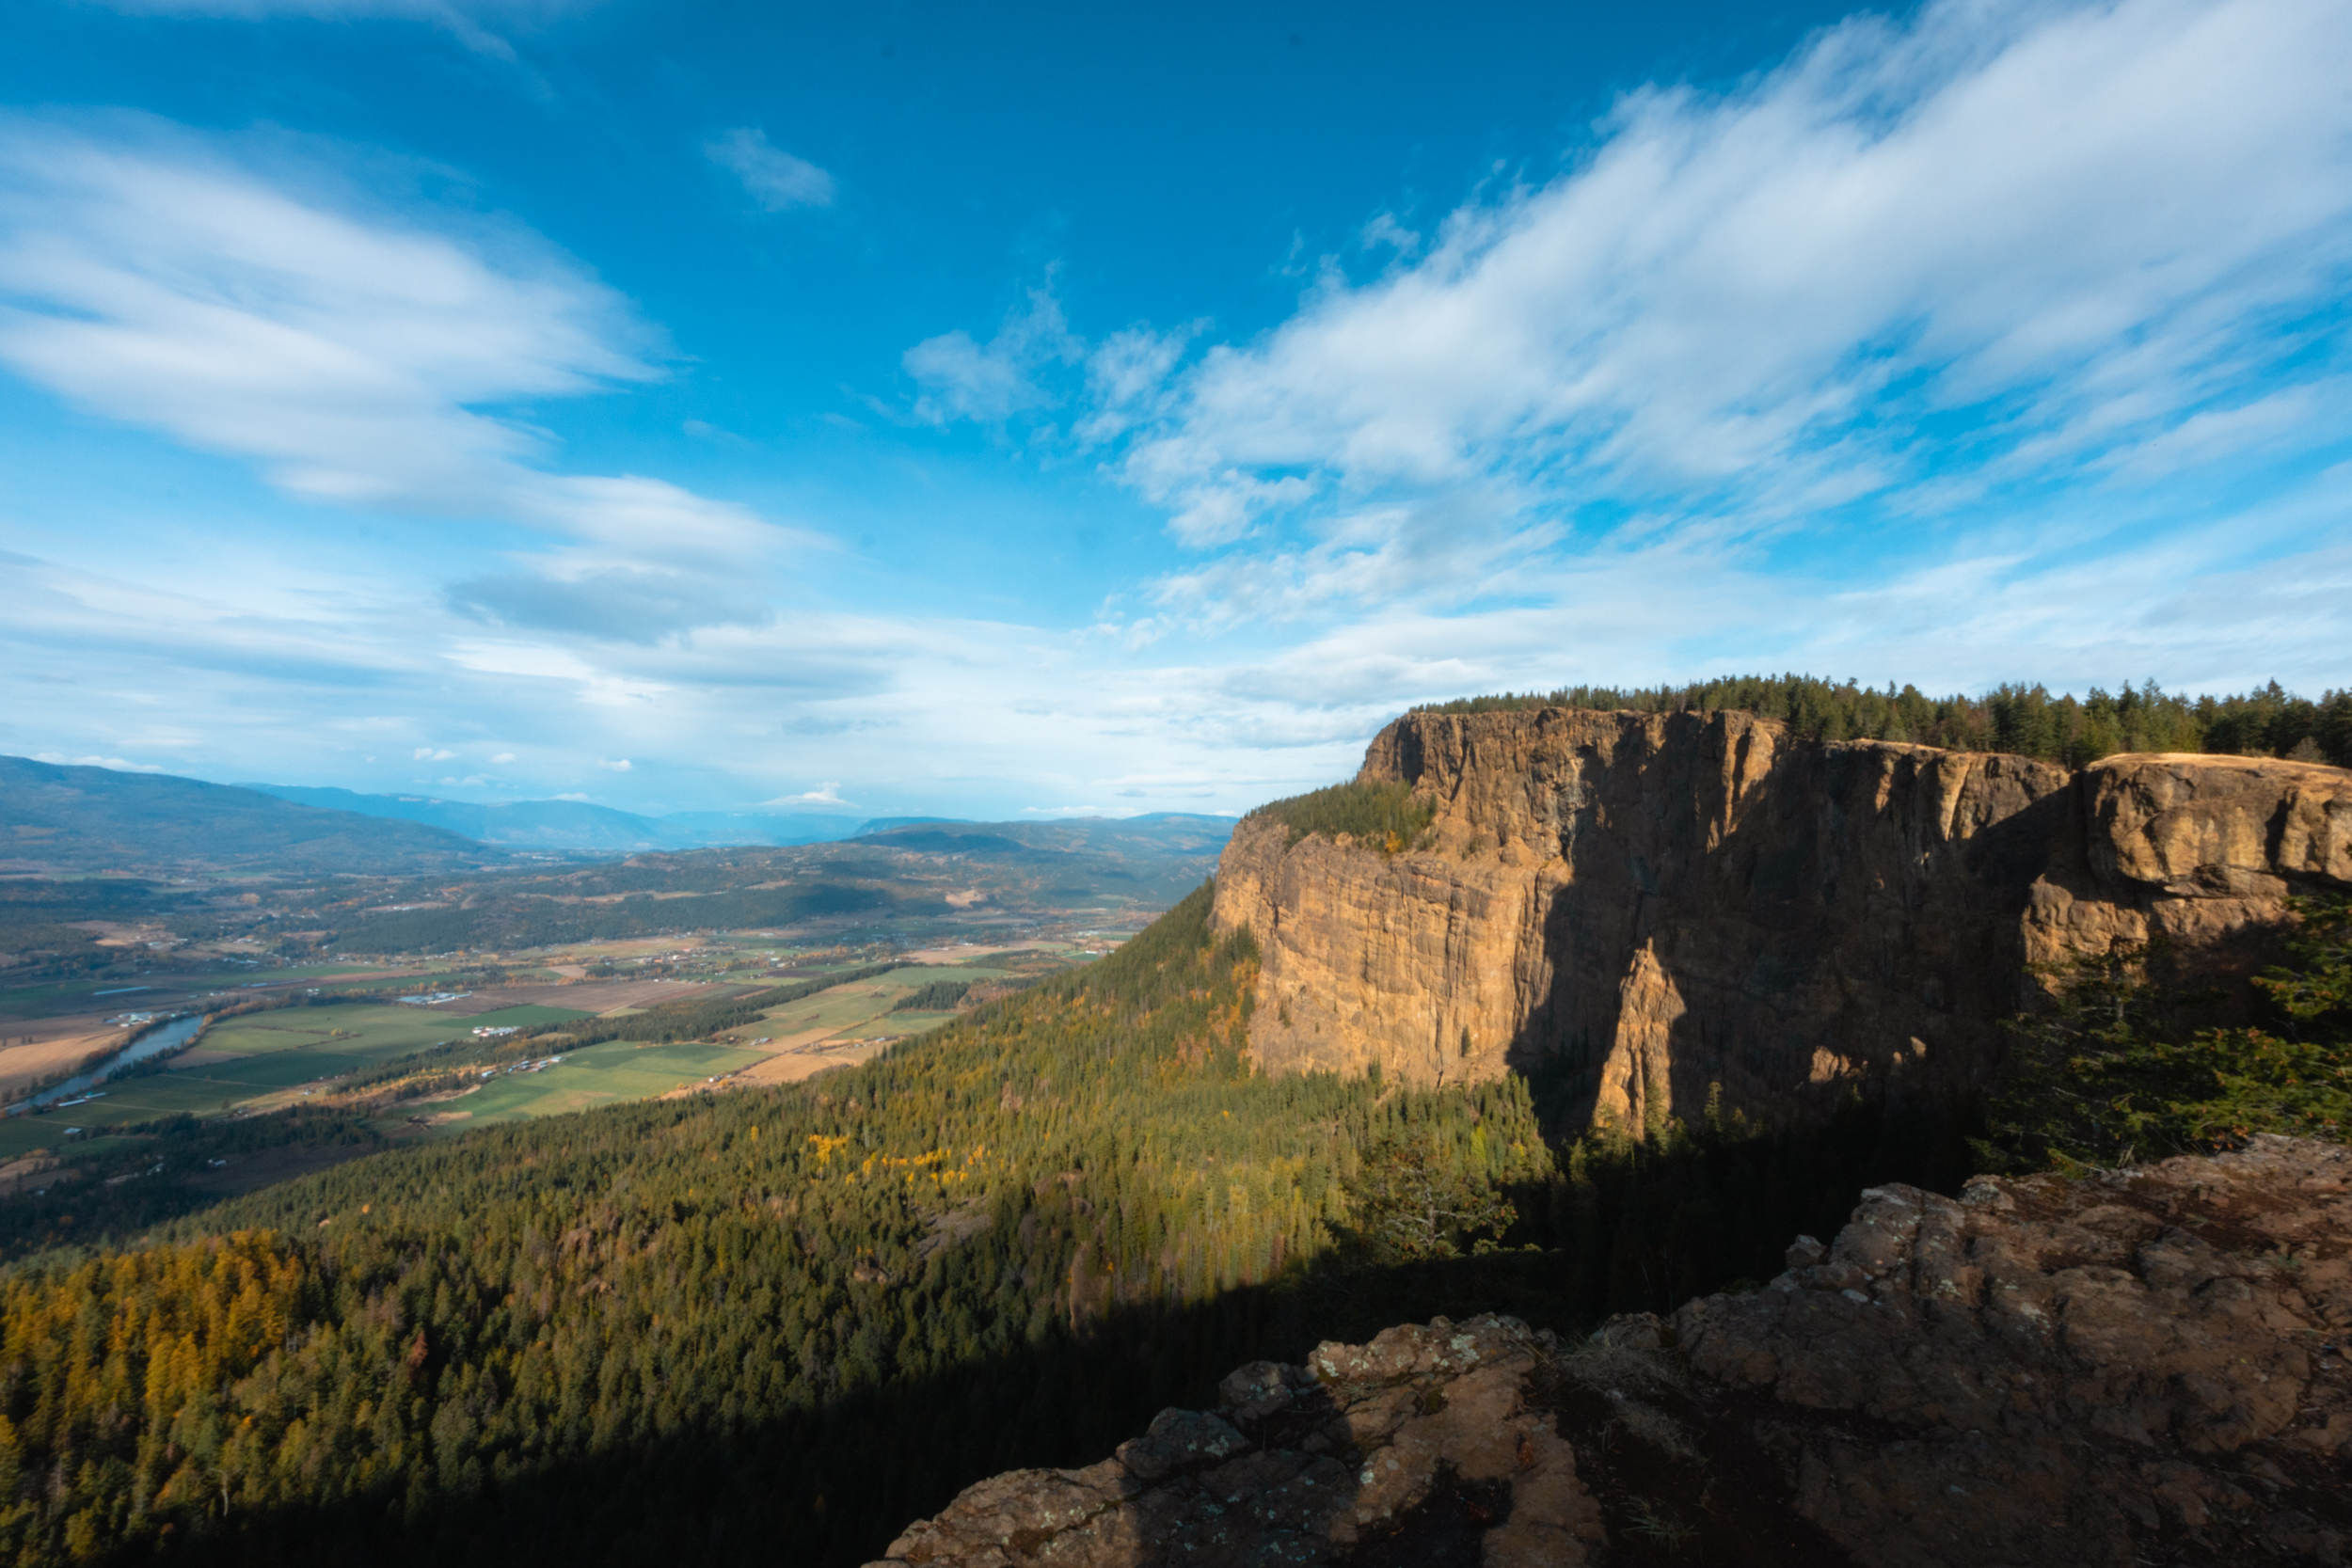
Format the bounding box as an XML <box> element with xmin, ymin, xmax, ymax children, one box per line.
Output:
<box><xmin>0</xmin><ymin>859</ymin><xmax>2334</xmax><ymax>1567</ymax></box>
<box><xmin>0</xmin><ymin>756</ymin><xmax>499</xmax><ymax>875</ymax></box>
<box><xmin>0</xmin><ymin>712</ymin><xmax>2337</xmax><ymax>1568</ymax></box>
<box><xmin>0</xmin><ymin>888</ymin><xmax>1565</xmax><ymax>1566</ymax></box>
<box><xmin>244</xmin><ymin>784</ymin><xmax>862</xmax><ymax>852</ymax></box>
<box><xmin>310</xmin><ymin>816</ymin><xmax>1233</xmax><ymax>955</ymax></box>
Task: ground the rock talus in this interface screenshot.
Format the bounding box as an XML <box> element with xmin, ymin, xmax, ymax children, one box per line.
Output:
<box><xmin>868</xmin><ymin>1136</ymin><xmax>2352</xmax><ymax>1568</ymax></box>
<box><xmin>1212</xmin><ymin>708</ymin><xmax>2352</xmax><ymax>1128</ymax></box>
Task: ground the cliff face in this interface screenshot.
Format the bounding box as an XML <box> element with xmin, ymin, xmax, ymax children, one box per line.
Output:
<box><xmin>1213</xmin><ymin>709</ymin><xmax>2352</xmax><ymax>1129</ymax></box>
<box><xmin>867</xmin><ymin>1135</ymin><xmax>2351</xmax><ymax>1568</ymax></box>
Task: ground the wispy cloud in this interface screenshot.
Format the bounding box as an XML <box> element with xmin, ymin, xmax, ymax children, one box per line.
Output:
<box><xmin>764</xmin><ymin>783</ymin><xmax>850</xmax><ymax>806</ymax></box>
<box><xmin>1104</xmin><ymin>0</ymin><xmax>2352</xmax><ymax>547</ymax></box>
<box><xmin>0</xmin><ymin>119</ymin><xmax>653</xmax><ymax>515</ymax></box>
<box><xmin>903</xmin><ymin>285</ymin><xmax>1081</xmax><ymax>424</ymax></box>
<box><xmin>34</xmin><ymin>752</ymin><xmax>165</xmax><ymax>772</ymax></box>
<box><xmin>0</xmin><ymin>115</ymin><xmax>803</xmax><ymax>637</ymax></box>
<box><xmin>89</xmin><ymin>0</ymin><xmax>604</xmax><ymax>58</ymax></box>
<box><xmin>705</xmin><ymin>128</ymin><xmax>835</xmax><ymax>212</ymax></box>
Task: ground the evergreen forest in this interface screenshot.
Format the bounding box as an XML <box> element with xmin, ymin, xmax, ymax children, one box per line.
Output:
<box><xmin>0</xmin><ymin>769</ymin><xmax>2341</xmax><ymax>1565</ymax></box>
<box><xmin>0</xmin><ymin>884</ymin><xmax>2003</xmax><ymax>1567</ymax></box>
<box><xmin>1416</xmin><ymin>673</ymin><xmax>2352</xmax><ymax>767</ymax></box>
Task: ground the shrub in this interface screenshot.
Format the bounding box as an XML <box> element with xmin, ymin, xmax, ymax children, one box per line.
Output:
<box><xmin>1249</xmin><ymin>782</ymin><xmax>1435</xmax><ymax>853</ymax></box>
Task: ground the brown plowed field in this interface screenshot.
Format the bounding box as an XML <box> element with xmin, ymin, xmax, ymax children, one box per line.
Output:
<box><xmin>0</xmin><ymin>1022</ymin><xmax>134</xmax><ymax>1098</ymax></box>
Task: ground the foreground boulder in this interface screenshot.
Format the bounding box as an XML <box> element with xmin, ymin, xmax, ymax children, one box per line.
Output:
<box><xmin>867</xmin><ymin>1135</ymin><xmax>2350</xmax><ymax>1566</ymax></box>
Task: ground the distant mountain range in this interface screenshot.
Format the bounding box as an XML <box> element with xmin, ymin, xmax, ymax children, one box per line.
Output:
<box><xmin>1</xmin><ymin>756</ymin><xmax>489</xmax><ymax>874</ymax></box>
<box><xmin>241</xmin><ymin>784</ymin><xmax>865</xmax><ymax>854</ymax></box>
<box><xmin>0</xmin><ymin>755</ymin><xmax>1233</xmax><ymax>874</ymax></box>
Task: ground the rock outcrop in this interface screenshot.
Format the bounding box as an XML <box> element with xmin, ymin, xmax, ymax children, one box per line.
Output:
<box><xmin>866</xmin><ymin>1135</ymin><xmax>2352</xmax><ymax>1568</ymax></box>
<box><xmin>1213</xmin><ymin>708</ymin><xmax>2352</xmax><ymax>1128</ymax></box>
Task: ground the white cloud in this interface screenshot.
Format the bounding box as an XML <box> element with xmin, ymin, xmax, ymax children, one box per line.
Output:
<box><xmin>0</xmin><ymin>117</ymin><xmax>799</xmax><ymax>637</ymax></box>
<box><xmin>33</xmin><ymin>752</ymin><xmax>164</xmax><ymax>771</ymax></box>
<box><xmin>904</xmin><ymin>286</ymin><xmax>1081</xmax><ymax>425</ymax></box>
<box><xmin>763</xmin><ymin>783</ymin><xmax>849</xmax><ymax>806</ymax></box>
<box><xmin>705</xmin><ymin>128</ymin><xmax>835</xmax><ymax>212</ymax></box>
<box><xmin>553</xmin><ymin>791</ymin><xmax>593</xmax><ymax>801</ymax></box>
<box><xmin>1106</xmin><ymin>0</ymin><xmax>2352</xmax><ymax>546</ymax></box>
<box><xmin>490</xmin><ymin>751</ymin><xmax>516</xmax><ymax>763</ymax></box>
<box><xmin>1359</xmin><ymin>213</ymin><xmax>1420</xmax><ymax>256</ymax></box>
<box><xmin>412</xmin><ymin>746</ymin><xmax>456</xmax><ymax>760</ymax></box>
<box><xmin>596</xmin><ymin>758</ymin><xmax>631</xmax><ymax>771</ymax></box>
<box><xmin>8</xmin><ymin>1</ymin><xmax>2348</xmax><ymax>824</ymax></box>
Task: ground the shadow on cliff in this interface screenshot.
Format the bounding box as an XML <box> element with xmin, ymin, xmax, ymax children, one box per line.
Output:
<box><xmin>1502</xmin><ymin>735</ymin><xmax>2080</xmax><ymax>1132</ymax></box>
<box><xmin>130</xmin><ymin>1099</ymin><xmax>1966</xmax><ymax>1568</ymax></box>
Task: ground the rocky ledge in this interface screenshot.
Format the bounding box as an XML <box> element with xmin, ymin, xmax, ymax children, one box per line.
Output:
<box><xmin>867</xmin><ymin>1135</ymin><xmax>2350</xmax><ymax>1567</ymax></box>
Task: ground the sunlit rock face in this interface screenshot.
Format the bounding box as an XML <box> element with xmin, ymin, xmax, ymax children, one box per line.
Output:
<box><xmin>1213</xmin><ymin>707</ymin><xmax>2351</xmax><ymax>1130</ymax></box>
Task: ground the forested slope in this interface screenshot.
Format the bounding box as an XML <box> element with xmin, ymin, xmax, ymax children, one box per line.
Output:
<box><xmin>0</xmin><ymin>887</ymin><xmax>1557</xmax><ymax>1565</ymax></box>
<box><xmin>0</xmin><ymin>757</ymin><xmax>495</xmax><ymax>874</ymax></box>
<box><xmin>2</xmin><ymin>867</ymin><xmax>2256</xmax><ymax>1565</ymax></box>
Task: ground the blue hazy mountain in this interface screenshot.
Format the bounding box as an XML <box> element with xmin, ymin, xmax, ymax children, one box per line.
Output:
<box><xmin>1</xmin><ymin>756</ymin><xmax>493</xmax><ymax>873</ymax></box>
<box><xmin>243</xmin><ymin>785</ymin><xmax>862</xmax><ymax>853</ymax></box>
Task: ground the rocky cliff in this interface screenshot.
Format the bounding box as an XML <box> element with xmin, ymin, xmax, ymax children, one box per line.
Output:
<box><xmin>866</xmin><ymin>1135</ymin><xmax>2351</xmax><ymax>1568</ymax></box>
<box><xmin>1213</xmin><ymin>708</ymin><xmax>2352</xmax><ymax>1130</ymax></box>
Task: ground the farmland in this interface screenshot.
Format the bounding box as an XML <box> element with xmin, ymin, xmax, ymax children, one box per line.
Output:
<box><xmin>0</xmin><ymin>942</ymin><xmax>1086</xmax><ymax>1169</ymax></box>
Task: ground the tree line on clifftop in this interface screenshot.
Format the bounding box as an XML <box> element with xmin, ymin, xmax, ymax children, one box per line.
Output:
<box><xmin>0</xmin><ymin>880</ymin><xmax>2338</xmax><ymax>1566</ymax></box>
<box><xmin>1414</xmin><ymin>673</ymin><xmax>2352</xmax><ymax>768</ymax></box>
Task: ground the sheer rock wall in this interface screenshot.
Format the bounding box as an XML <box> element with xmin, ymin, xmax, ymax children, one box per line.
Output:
<box><xmin>1212</xmin><ymin>708</ymin><xmax>2352</xmax><ymax>1130</ymax></box>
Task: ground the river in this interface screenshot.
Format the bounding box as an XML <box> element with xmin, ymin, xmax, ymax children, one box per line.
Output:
<box><xmin>6</xmin><ymin>1013</ymin><xmax>210</xmax><ymax>1117</ymax></box>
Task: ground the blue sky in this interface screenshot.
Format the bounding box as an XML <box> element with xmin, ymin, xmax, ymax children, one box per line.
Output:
<box><xmin>2</xmin><ymin>0</ymin><xmax>2346</xmax><ymax>821</ymax></box>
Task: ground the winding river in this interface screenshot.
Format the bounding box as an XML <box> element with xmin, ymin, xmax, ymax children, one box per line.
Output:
<box><xmin>6</xmin><ymin>1013</ymin><xmax>210</xmax><ymax>1117</ymax></box>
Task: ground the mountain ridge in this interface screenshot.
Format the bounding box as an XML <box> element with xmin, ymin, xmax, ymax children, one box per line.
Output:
<box><xmin>0</xmin><ymin>755</ymin><xmax>498</xmax><ymax>874</ymax></box>
<box><xmin>241</xmin><ymin>783</ymin><xmax>863</xmax><ymax>852</ymax></box>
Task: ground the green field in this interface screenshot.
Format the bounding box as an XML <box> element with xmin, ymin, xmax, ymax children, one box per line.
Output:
<box><xmin>749</xmin><ymin>966</ymin><xmax>1013</xmax><ymax>1038</ymax></box>
<box><xmin>0</xmin><ymin>1059</ymin><xmax>356</xmax><ymax>1156</ymax></box>
<box><xmin>426</xmin><ymin>1039</ymin><xmax>759</xmax><ymax>1129</ymax></box>
<box><xmin>0</xmin><ymin>967</ymin><xmax>1008</xmax><ymax>1157</ymax></box>
<box><xmin>0</xmin><ymin>1000</ymin><xmax>599</xmax><ymax>1156</ymax></box>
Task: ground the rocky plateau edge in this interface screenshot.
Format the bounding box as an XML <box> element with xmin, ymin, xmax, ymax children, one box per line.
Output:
<box><xmin>868</xmin><ymin>1134</ymin><xmax>2351</xmax><ymax>1568</ymax></box>
<box><xmin>1214</xmin><ymin>708</ymin><xmax>2352</xmax><ymax>1130</ymax></box>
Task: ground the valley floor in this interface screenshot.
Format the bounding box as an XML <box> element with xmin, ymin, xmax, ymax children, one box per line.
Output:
<box><xmin>0</xmin><ymin>937</ymin><xmax>1105</xmax><ymax>1166</ymax></box>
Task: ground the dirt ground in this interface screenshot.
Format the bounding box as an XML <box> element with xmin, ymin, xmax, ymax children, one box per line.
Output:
<box><xmin>0</xmin><ymin>1023</ymin><xmax>129</xmax><ymax>1098</ymax></box>
<box><xmin>729</xmin><ymin>1041</ymin><xmax>887</xmax><ymax>1085</ymax></box>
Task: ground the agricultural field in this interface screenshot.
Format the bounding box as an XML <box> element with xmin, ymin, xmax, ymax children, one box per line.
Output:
<box><xmin>0</xmin><ymin>1000</ymin><xmax>596</xmax><ymax>1158</ymax></box>
<box><xmin>0</xmin><ymin>942</ymin><xmax>1101</xmax><ymax>1156</ymax></box>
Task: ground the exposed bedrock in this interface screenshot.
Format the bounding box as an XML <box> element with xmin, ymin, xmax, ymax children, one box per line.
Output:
<box><xmin>867</xmin><ymin>1136</ymin><xmax>2352</xmax><ymax>1568</ymax></box>
<box><xmin>1212</xmin><ymin>707</ymin><xmax>2352</xmax><ymax>1130</ymax></box>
